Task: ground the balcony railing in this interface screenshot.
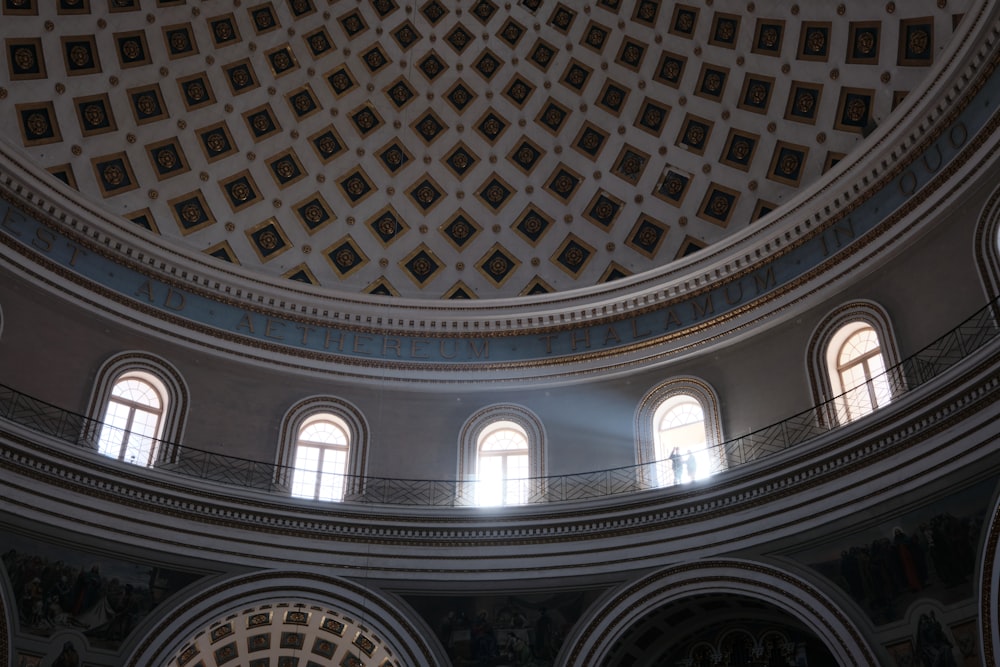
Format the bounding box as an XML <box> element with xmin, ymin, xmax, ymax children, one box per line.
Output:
<box><xmin>1</xmin><ymin>298</ymin><xmax>998</xmax><ymax>507</ymax></box>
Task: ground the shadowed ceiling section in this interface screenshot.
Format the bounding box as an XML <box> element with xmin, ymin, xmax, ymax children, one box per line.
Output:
<box><xmin>598</xmin><ymin>593</ymin><xmax>839</xmax><ymax>667</ymax></box>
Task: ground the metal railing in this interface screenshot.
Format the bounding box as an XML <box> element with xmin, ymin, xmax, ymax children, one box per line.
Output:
<box><xmin>1</xmin><ymin>299</ymin><xmax>998</xmax><ymax>507</ymax></box>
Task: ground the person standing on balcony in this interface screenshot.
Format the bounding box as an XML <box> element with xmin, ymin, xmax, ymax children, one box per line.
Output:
<box><xmin>670</xmin><ymin>447</ymin><xmax>683</xmax><ymax>484</ymax></box>
<box><xmin>686</xmin><ymin>450</ymin><xmax>697</xmax><ymax>482</ymax></box>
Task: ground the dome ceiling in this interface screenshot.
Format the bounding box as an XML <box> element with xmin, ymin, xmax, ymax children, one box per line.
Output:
<box><xmin>0</xmin><ymin>0</ymin><xmax>968</xmax><ymax>299</ymax></box>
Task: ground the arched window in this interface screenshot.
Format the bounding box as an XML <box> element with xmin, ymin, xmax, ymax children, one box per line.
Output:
<box><xmin>97</xmin><ymin>372</ymin><xmax>167</xmax><ymax>466</ymax></box>
<box><xmin>477</xmin><ymin>421</ymin><xmax>531</xmax><ymax>506</ymax></box>
<box><xmin>829</xmin><ymin>323</ymin><xmax>891</xmax><ymax>422</ymax></box>
<box><xmin>459</xmin><ymin>405</ymin><xmax>545</xmax><ymax>506</ymax></box>
<box><xmin>807</xmin><ymin>301</ymin><xmax>901</xmax><ymax>426</ymax></box>
<box><xmin>277</xmin><ymin>397</ymin><xmax>368</xmax><ymax>502</ymax></box>
<box><xmin>289</xmin><ymin>414</ymin><xmax>351</xmax><ymax>501</ymax></box>
<box><xmin>655</xmin><ymin>395</ymin><xmax>707</xmax><ymax>484</ymax></box>
<box><xmin>636</xmin><ymin>378</ymin><xmax>723</xmax><ymax>488</ymax></box>
<box><xmin>86</xmin><ymin>352</ymin><xmax>188</xmax><ymax>467</ymax></box>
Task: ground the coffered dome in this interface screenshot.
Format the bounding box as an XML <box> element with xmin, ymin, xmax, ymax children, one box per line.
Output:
<box><xmin>0</xmin><ymin>0</ymin><xmax>968</xmax><ymax>299</ymax></box>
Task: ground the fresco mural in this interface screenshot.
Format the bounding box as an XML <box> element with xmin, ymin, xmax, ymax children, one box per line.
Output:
<box><xmin>947</xmin><ymin>619</ymin><xmax>981</xmax><ymax>666</ymax></box>
<box><xmin>403</xmin><ymin>589</ymin><xmax>604</xmax><ymax>666</ymax></box>
<box><xmin>15</xmin><ymin>654</ymin><xmax>42</xmax><ymax>667</ymax></box>
<box><xmin>791</xmin><ymin>479</ymin><xmax>995</xmax><ymax>626</ymax></box>
<box><xmin>884</xmin><ymin>611</ymin><xmax>980</xmax><ymax>667</ymax></box>
<box><xmin>1</xmin><ymin>531</ymin><xmax>204</xmax><ymax>650</ymax></box>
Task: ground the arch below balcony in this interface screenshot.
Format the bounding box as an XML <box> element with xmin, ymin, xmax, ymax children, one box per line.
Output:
<box><xmin>125</xmin><ymin>570</ymin><xmax>445</xmax><ymax>667</ymax></box>
<box><xmin>561</xmin><ymin>559</ymin><xmax>876</xmax><ymax>667</ymax></box>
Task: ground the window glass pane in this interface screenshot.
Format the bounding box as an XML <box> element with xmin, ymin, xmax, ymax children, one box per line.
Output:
<box><xmin>866</xmin><ymin>353</ymin><xmax>892</xmax><ymax>407</ymax></box>
<box><xmin>659</xmin><ymin>401</ymin><xmax>703</xmax><ymax>429</ymax></box>
<box><xmin>102</xmin><ymin>400</ymin><xmax>131</xmax><ymax>430</ymax></box>
<box><xmin>839</xmin><ymin>362</ymin><xmax>868</xmax><ymax>393</ymax></box>
<box><xmin>838</xmin><ymin>328</ymin><xmax>880</xmax><ymax>365</ymax></box>
<box><xmin>871</xmin><ymin>374</ymin><xmax>892</xmax><ymax>408</ymax></box>
<box><xmin>290</xmin><ymin>416</ymin><xmax>350</xmax><ymax>501</ymax></box>
<box><xmin>843</xmin><ymin>384</ymin><xmax>874</xmax><ymax>419</ymax></box>
<box><xmin>654</xmin><ymin>395</ymin><xmax>709</xmax><ymax>485</ymax></box>
<box><xmin>505</xmin><ymin>453</ymin><xmax>530</xmax><ymax>505</ymax></box>
<box><xmin>832</xmin><ymin>323</ymin><xmax>895</xmax><ymax>423</ymax></box>
<box><xmin>476</xmin><ymin>421</ymin><xmax>532</xmax><ymax>505</ymax></box>
<box><xmin>111</xmin><ymin>378</ymin><xmax>161</xmax><ymax>409</ymax></box>
<box><xmin>300</xmin><ymin>420</ymin><xmax>348</xmax><ymax>446</ymax></box>
<box><xmin>129</xmin><ymin>408</ymin><xmax>159</xmax><ymax>438</ymax></box>
<box><xmin>126</xmin><ymin>407</ymin><xmax>160</xmax><ymax>465</ymax></box>
<box><xmin>478</xmin><ymin>455</ymin><xmax>504</xmax><ymax>506</ymax></box>
<box><xmin>293</xmin><ymin>445</ymin><xmax>321</xmax><ymax>469</ymax></box>
<box><xmin>867</xmin><ymin>351</ymin><xmax>886</xmax><ymax>376</ymax></box>
<box><xmin>321</xmin><ymin>449</ymin><xmax>347</xmax><ymax>473</ymax></box>
<box><xmin>291</xmin><ymin>445</ymin><xmax>320</xmax><ymax>498</ymax></box>
<box><xmin>316</xmin><ymin>467</ymin><xmax>343</xmax><ymax>501</ymax></box>
<box><xmin>319</xmin><ymin>448</ymin><xmax>348</xmax><ymax>501</ymax></box>
<box><xmin>291</xmin><ymin>469</ymin><xmax>319</xmax><ymax>498</ymax></box>
<box><xmin>97</xmin><ymin>393</ymin><xmax>162</xmax><ymax>466</ymax></box>
<box><xmin>480</xmin><ymin>427</ymin><xmax>528</xmax><ymax>452</ymax></box>
<box><xmin>122</xmin><ymin>434</ymin><xmax>155</xmax><ymax>466</ymax></box>
<box><xmin>839</xmin><ymin>361</ymin><xmax>872</xmax><ymax>419</ymax></box>
<box><xmin>505</xmin><ymin>453</ymin><xmax>529</xmax><ymax>479</ymax></box>
<box><xmin>97</xmin><ymin>423</ymin><xmax>125</xmax><ymax>458</ymax></box>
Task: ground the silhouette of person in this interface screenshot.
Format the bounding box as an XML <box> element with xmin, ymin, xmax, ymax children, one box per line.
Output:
<box><xmin>669</xmin><ymin>447</ymin><xmax>683</xmax><ymax>484</ymax></box>
<box><xmin>685</xmin><ymin>450</ymin><xmax>697</xmax><ymax>481</ymax></box>
<box><xmin>915</xmin><ymin>611</ymin><xmax>956</xmax><ymax>666</ymax></box>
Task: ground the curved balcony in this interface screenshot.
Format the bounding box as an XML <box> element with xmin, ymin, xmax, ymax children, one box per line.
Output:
<box><xmin>2</xmin><ymin>296</ymin><xmax>997</xmax><ymax>508</ymax></box>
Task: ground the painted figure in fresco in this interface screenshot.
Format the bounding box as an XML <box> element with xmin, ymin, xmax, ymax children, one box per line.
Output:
<box><xmin>471</xmin><ymin>610</ymin><xmax>497</xmax><ymax>661</ymax></box>
<box><xmin>670</xmin><ymin>447</ymin><xmax>683</xmax><ymax>484</ymax></box>
<box><xmin>928</xmin><ymin>513</ymin><xmax>975</xmax><ymax>587</ymax></box>
<box><xmin>504</xmin><ymin>632</ymin><xmax>535</xmax><ymax>665</ymax></box>
<box><xmin>534</xmin><ymin>607</ymin><xmax>556</xmax><ymax>659</ymax></box>
<box><xmin>893</xmin><ymin>528</ymin><xmax>923</xmax><ymax>592</ymax></box>
<box><xmin>1</xmin><ymin>546</ymin><xmax>184</xmax><ymax>645</ymax></box>
<box><xmin>47</xmin><ymin>641</ymin><xmax>79</xmax><ymax>667</ymax></box>
<box><xmin>915</xmin><ymin>611</ymin><xmax>956</xmax><ymax>667</ymax></box>
<box><xmin>828</xmin><ymin>508</ymin><xmax>983</xmax><ymax>624</ymax></box>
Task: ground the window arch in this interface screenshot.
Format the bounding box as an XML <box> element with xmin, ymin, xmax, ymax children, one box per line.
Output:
<box><xmin>277</xmin><ymin>397</ymin><xmax>368</xmax><ymax>501</ymax></box>
<box><xmin>85</xmin><ymin>352</ymin><xmax>188</xmax><ymax>466</ymax></box>
<box><xmin>974</xmin><ymin>183</ymin><xmax>1000</xmax><ymax>302</ymax></box>
<box><xmin>458</xmin><ymin>405</ymin><xmax>545</xmax><ymax>506</ymax></box>
<box><xmin>807</xmin><ymin>301</ymin><xmax>901</xmax><ymax>426</ymax></box>
<box><xmin>636</xmin><ymin>378</ymin><xmax>723</xmax><ymax>488</ymax></box>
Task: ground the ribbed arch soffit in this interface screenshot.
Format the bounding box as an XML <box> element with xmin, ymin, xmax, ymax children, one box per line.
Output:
<box><xmin>125</xmin><ymin>571</ymin><xmax>445</xmax><ymax>667</ymax></box>
<box><xmin>560</xmin><ymin>559</ymin><xmax>877</xmax><ymax>667</ymax></box>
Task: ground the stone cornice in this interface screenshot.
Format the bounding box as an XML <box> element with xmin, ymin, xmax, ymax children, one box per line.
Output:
<box><xmin>0</xmin><ymin>2</ymin><xmax>998</xmax><ymax>383</ymax></box>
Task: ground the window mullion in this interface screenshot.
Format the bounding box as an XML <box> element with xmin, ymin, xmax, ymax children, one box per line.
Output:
<box><xmin>119</xmin><ymin>405</ymin><xmax>138</xmax><ymax>462</ymax></box>
<box><xmin>314</xmin><ymin>447</ymin><xmax>327</xmax><ymax>500</ymax></box>
<box><xmin>862</xmin><ymin>358</ymin><xmax>879</xmax><ymax>408</ymax></box>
